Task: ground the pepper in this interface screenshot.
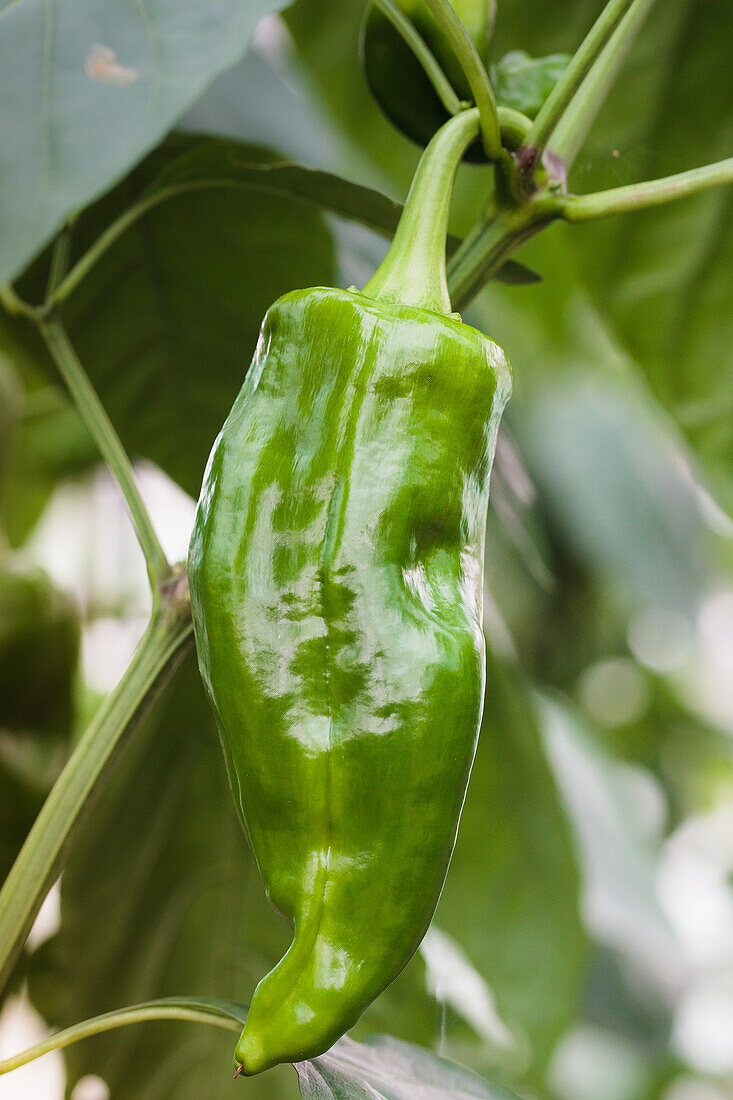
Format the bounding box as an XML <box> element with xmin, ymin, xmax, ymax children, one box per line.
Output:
<box><xmin>188</xmin><ymin>107</ymin><xmax>511</xmax><ymax>1075</ymax></box>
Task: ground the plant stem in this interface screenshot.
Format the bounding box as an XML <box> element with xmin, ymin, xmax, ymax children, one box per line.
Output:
<box><xmin>39</xmin><ymin>310</ymin><xmax>169</xmax><ymax>593</ymax></box>
<box><xmin>45</xmin><ymin>217</ymin><xmax>77</xmax><ymax>301</ymax></box>
<box><xmin>0</xmin><ymin>578</ymin><xmax>193</xmax><ymax>997</ymax></box>
<box><xmin>422</xmin><ymin>0</ymin><xmax>502</xmax><ymax>159</ymax></box>
<box><xmin>0</xmin><ymin>998</ymin><xmax>240</xmax><ymax>1075</ymax></box>
<box><xmin>371</xmin><ymin>0</ymin><xmax>462</xmax><ymax>115</ymax></box>
<box><xmin>524</xmin><ymin>0</ymin><xmax>637</xmax><ymax>158</ymax></box>
<box><xmin>447</xmin><ymin>200</ymin><xmax>557</xmax><ymax>310</ymax></box>
<box><xmin>559</xmin><ymin>157</ymin><xmax>733</xmax><ymax>221</ymax></box>
<box><xmin>364</xmin><ymin>108</ymin><xmax>481</xmax><ymax>311</ymax></box>
<box><xmin>549</xmin><ymin>0</ymin><xmax>658</xmax><ymax>169</ymax></box>
<box><xmin>0</xmin><ymin>285</ymin><xmax>39</xmax><ymax>322</ymax></box>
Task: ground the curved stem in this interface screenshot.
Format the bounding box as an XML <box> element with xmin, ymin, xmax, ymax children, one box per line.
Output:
<box><xmin>0</xmin><ymin>284</ymin><xmax>39</xmax><ymax>322</ymax></box>
<box><xmin>549</xmin><ymin>0</ymin><xmax>658</xmax><ymax>169</ymax></box>
<box><xmin>371</xmin><ymin>0</ymin><xmax>462</xmax><ymax>115</ymax></box>
<box><xmin>0</xmin><ymin>999</ymin><xmax>240</xmax><ymax>1075</ymax></box>
<box><xmin>39</xmin><ymin>310</ymin><xmax>169</xmax><ymax>593</ymax></box>
<box><xmin>0</xmin><ymin>579</ymin><xmax>192</xmax><ymax>996</ymax></box>
<box><xmin>447</xmin><ymin>203</ymin><xmax>557</xmax><ymax>311</ymax></box>
<box><xmin>559</xmin><ymin>157</ymin><xmax>733</xmax><ymax>221</ymax></box>
<box><xmin>497</xmin><ymin>106</ymin><xmax>532</xmax><ymax>151</ymax></box>
<box><xmin>523</xmin><ymin>0</ymin><xmax>637</xmax><ymax>158</ymax></box>
<box><xmin>363</xmin><ymin>108</ymin><xmax>480</xmax><ymax>312</ymax></box>
<box><xmin>47</xmin><ymin>172</ymin><xmax>406</xmax><ymax>309</ymax></box>
<box><xmin>422</xmin><ymin>0</ymin><xmax>502</xmax><ymax>159</ymax></box>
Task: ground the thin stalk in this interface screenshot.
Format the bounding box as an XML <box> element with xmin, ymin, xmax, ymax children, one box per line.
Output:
<box><xmin>0</xmin><ymin>583</ymin><xmax>193</xmax><ymax>996</ymax></box>
<box><xmin>447</xmin><ymin>201</ymin><xmax>558</xmax><ymax>311</ymax></box>
<box><xmin>0</xmin><ymin>999</ymin><xmax>239</xmax><ymax>1075</ymax></box>
<box><xmin>50</xmin><ymin>187</ymin><xmax>184</xmax><ymax>307</ymax></box>
<box><xmin>524</xmin><ymin>0</ymin><xmax>637</xmax><ymax>157</ymax></box>
<box><xmin>549</xmin><ymin>0</ymin><xmax>658</xmax><ymax>168</ymax></box>
<box><xmin>371</xmin><ymin>0</ymin><xmax>462</xmax><ymax>115</ymax></box>
<box><xmin>498</xmin><ymin>106</ymin><xmax>532</xmax><ymax>151</ymax></box>
<box><xmin>560</xmin><ymin>157</ymin><xmax>733</xmax><ymax>221</ymax></box>
<box><xmin>422</xmin><ymin>0</ymin><xmax>502</xmax><ymax>159</ymax></box>
<box><xmin>45</xmin><ymin>217</ymin><xmax>77</xmax><ymax>301</ymax></box>
<box><xmin>0</xmin><ymin>284</ymin><xmax>38</xmax><ymax>322</ymax></box>
<box><xmin>363</xmin><ymin>108</ymin><xmax>480</xmax><ymax>311</ymax></box>
<box><xmin>39</xmin><ymin>310</ymin><xmax>169</xmax><ymax>592</ymax></box>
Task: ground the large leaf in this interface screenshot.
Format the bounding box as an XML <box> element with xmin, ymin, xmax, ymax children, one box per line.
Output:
<box><xmin>563</xmin><ymin>0</ymin><xmax>733</xmax><ymax>512</ymax></box>
<box><xmin>0</xmin><ymin>0</ymin><xmax>291</xmax><ymax>285</ymax></box>
<box><xmin>4</xmin><ymin>135</ymin><xmax>337</xmax><ymax>498</ymax></box>
<box><xmin>488</xmin><ymin>0</ymin><xmax>733</xmax><ymax>507</ymax></box>
<box><xmin>29</xmin><ymin>651</ymin><xmax>298</xmax><ymax>1100</ymax></box>
<box><xmin>296</xmin><ymin>1034</ymin><xmax>523</xmax><ymax>1100</ymax></box>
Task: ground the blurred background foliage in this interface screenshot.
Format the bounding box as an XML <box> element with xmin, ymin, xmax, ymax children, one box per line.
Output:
<box><xmin>0</xmin><ymin>0</ymin><xmax>731</xmax><ymax>1098</ymax></box>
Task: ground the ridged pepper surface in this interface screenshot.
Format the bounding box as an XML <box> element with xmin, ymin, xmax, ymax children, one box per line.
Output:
<box><xmin>188</xmin><ymin>109</ymin><xmax>511</xmax><ymax>1075</ymax></box>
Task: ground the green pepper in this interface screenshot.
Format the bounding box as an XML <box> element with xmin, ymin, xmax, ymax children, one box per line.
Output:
<box><xmin>188</xmin><ymin>108</ymin><xmax>511</xmax><ymax>1075</ymax></box>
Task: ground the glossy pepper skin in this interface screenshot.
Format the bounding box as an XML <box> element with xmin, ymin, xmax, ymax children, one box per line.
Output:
<box><xmin>188</xmin><ymin>109</ymin><xmax>511</xmax><ymax>1075</ymax></box>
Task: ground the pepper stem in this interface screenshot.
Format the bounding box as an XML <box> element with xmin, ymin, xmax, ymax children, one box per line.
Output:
<box><xmin>362</xmin><ymin>108</ymin><xmax>480</xmax><ymax>314</ymax></box>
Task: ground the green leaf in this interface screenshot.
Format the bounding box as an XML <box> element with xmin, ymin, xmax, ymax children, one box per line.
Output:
<box><xmin>139</xmin><ymin>139</ymin><xmax>541</xmax><ymax>283</ymax></box>
<box><xmin>559</xmin><ymin>0</ymin><xmax>733</xmax><ymax>508</ymax></box>
<box><xmin>4</xmin><ymin>135</ymin><xmax>337</xmax><ymax>498</ymax></box>
<box><xmin>0</xmin><ymin>397</ymin><xmax>93</xmax><ymax>549</ymax></box>
<box><xmin>28</xmin><ymin>652</ymin><xmax>299</xmax><ymax>1099</ymax></box>
<box><xmin>0</xmin><ymin>561</ymin><xmax>78</xmax><ymax>1004</ymax></box>
<box><xmin>493</xmin><ymin>260</ymin><xmax>541</xmax><ymax>286</ymax></box>
<box><xmin>0</xmin><ymin>360</ymin><xmax>20</xmax><ymax>492</ymax></box>
<box><xmin>492</xmin><ymin>51</ymin><xmax>571</xmax><ymax>120</ymax></box>
<box><xmin>514</xmin><ymin>377</ymin><xmax>710</xmax><ymax>616</ymax></box>
<box><xmin>0</xmin><ymin>0</ymin><xmax>291</xmax><ymax>285</ymax></box>
<box><xmin>0</xmin><ymin>564</ymin><xmax>79</xmax><ymax>737</ymax></box>
<box><xmin>129</xmin><ymin>138</ymin><xmax>409</xmax><ymax>242</ymax></box>
<box><xmin>296</xmin><ymin>1034</ymin><xmax>524</xmax><ymax>1100</ymax></box>
<box><xmin>434</xmin><ymin>650</ymin><xmax>586</xmax><ymax>1075</ymax></box>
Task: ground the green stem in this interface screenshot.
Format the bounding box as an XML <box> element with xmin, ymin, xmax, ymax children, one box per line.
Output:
<box><xmin>0</xmin><ymin>285</ymin><xmax>39</xmax><ymax>322</ymax></box>
<box><xmin>363</xmin><ymin>108</ymin><xmax>480</xmax><ymax>312</ymax></box>
<box><xmin>498</xmin><ymin>106</ymin><xmax>532</xmax><ymax>151</ymax></box>
<box><xmin>39</xmin><ymin>310</ymin><xmax>169</xmax><ymax>593</ymax></box>
<box><xmin>45</xmin><ymin>217</ymin><xmax>77</xmax><ymax>301</ymax></box>
<box><xmin>447</xmin><ymin>200</ymin><xmax>557</xmax><ymax>310</ymax></box>
<box><xmin>50</xmin><ymin>189</ymin><xmax>181</xmax><ymax>307</ymax></box>
<box><xmin>560</xmin><ymin>157</ymin><xmax>733</xmax><ymax>221</ymax></box>
<box><xmin>523</xmin><ymin>0</ymin><xmax>637</xmax><ymax>157</ymax></box>
<box><xmin>0</xmin><ymin>579</ymin><xmax>193</xmax><ymax>997</ymax></box>
<box><xmin>549</xmin><ymin>0</ymin><xmax>658</xmax><ymax>169</ymax></box>
<box><xmin>371</xmin><ymin>0</ymin><xmax>462</xmax><ymax>115</ymax></box>
<box><xmin>422</xmin><ymin>0</ymin><xmax>502</xmax><ymax>159</ymax></box>
<box><xmin>0</xmin><ymin>999</ymin><xmax>240</xmax><ymax>1075</ymax></box>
